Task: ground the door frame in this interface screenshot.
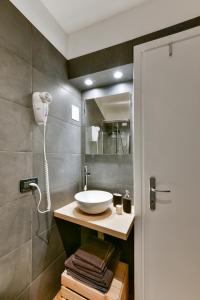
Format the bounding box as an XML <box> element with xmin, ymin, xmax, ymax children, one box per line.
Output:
<box><xmin>133</xmin><ymin>26</ymin><xmax>200</xmax><ymax>300</ymax></box>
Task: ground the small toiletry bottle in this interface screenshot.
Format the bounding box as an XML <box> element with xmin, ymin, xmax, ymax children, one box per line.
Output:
<box><xmin>116</xmin><ymin>204</ymin><xmax>123</xmax><ymax>215</ymax></box>
<box><xmin>113</xmin><ymin>193</ymin><xmax>122</xmax><ymax>207</ymax></box>
<box><xmin>123</xmin><ymin>190</ymin><xmax>132</xmax><ymax>213</ymax></box>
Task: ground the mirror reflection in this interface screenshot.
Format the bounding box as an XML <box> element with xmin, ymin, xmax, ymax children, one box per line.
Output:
<box><xmin>85</xmin><ymin>92</ymin><xmax>131</xmax><ymax>155</ymax></box>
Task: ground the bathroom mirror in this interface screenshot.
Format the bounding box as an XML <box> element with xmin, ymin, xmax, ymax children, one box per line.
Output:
<box><xmin>85</xmin><ymin>92</ymin><xmax>132</xmax><ymax>155</ymax></box>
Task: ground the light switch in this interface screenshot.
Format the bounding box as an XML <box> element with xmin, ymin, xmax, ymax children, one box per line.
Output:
<box><xmin>71</xmin><ymin>105</ymin><xmax>80</xmax><ymax>122</ymax></box>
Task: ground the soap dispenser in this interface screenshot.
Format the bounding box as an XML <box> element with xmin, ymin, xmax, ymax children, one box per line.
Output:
<box><xmin>122</xmin><ymin>190</ymin><xmax>132</xmax><ymax>213</ymax></box>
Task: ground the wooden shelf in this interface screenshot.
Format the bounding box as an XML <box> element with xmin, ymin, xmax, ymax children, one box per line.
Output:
<box><xmin>61</xmin><ymin>261</ymin><xmax>128</xmax><ymax>300</ymax></box>
<box><xmin>54</xmin><ymin>202</ymin><xmax>134</xmax><ymax>240</ymax></box>
<box><xmin>54</xmin><ymin>262</ymin><xmax>128</xmax><ymax>300</ymax></box>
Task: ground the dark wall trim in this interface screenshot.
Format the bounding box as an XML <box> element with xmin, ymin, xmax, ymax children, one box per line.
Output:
<box><xmin>68</xmin><ymin>16</ymin><xmax>200</xmax><ymax>79</ymax></box>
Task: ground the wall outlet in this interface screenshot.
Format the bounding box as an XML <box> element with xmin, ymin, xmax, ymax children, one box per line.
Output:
<box><xmin>20</xmin><ymin>177</ymin><xmax>38</xmax><ymax>193</ymax></box>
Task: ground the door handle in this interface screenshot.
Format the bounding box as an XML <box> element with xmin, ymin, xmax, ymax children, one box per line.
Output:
<box><xmin>151</xmin><ymin>188</ymin><xmax>171</xmax><ymax>193</ymax></box>
<box><xmin>150</xmin><ymin>177</ymin><xmax>171</xmax><ymax>210</ymax></box>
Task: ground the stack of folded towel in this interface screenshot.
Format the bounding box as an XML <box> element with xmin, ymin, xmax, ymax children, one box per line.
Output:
<box><xmin>64</xmin><ymin>237</ymin><xmax>120</xmax><ymax>293</ymax></box>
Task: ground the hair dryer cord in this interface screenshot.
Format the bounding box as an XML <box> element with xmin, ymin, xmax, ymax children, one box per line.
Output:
<box><xmin>29</xmin><ymin>183</ymin><xmax>50</xmax><ymax>214</ymax></box>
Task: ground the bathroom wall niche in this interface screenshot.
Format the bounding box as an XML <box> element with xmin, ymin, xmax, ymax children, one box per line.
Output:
<box><xmin>85</xmin><ymin>92</ymin><xmax>132</xmax><ymax>155</ymax></box>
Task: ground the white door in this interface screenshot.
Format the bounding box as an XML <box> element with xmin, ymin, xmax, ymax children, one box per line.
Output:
<box><xmin>134</xmin><ymin>27</ymin><xmax>200</xmax><ymax>300</ymax></box>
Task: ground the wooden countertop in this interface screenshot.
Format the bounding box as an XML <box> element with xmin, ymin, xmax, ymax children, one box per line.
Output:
<box><xmin>54</xmin><ymin>201</ymin><xmax>134</xmax><ymax>240</ymax></box>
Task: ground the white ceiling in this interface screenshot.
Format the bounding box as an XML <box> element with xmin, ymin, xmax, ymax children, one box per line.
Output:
<box><xmin>40</xmin><ymin>0</ymin><xmax>148</xmax><ymax>34</ymax></box>
<box><xmin>95</xmin><ymin>93</ymin><xmax>131</xmax><ymax>121</ymax></box>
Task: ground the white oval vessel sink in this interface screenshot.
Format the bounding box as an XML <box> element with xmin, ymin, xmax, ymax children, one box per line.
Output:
<box><xmin>74</xmin><ymin>190</ymin><xmax>113</xmax><ymax>214</ymax></box>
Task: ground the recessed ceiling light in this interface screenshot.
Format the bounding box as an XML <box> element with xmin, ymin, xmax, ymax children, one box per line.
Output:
<box><xmin>113</xmin><ymin>71</ymin><xmax>123</xmax><ymax>79</ymax></box>
<box><xmin>84</xmin><ymin>78</ymin><xmax>93</xmax><ymax>86</ymax></box>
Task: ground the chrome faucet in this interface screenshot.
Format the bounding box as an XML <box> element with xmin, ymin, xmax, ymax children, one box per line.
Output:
<box><xmin>84</xmin><ymin>165</ymin><xmax>90</xmax><ymax>191</ymax></box>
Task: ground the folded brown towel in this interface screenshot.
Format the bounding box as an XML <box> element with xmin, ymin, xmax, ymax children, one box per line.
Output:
<box><xmin>74</xmin><ymin>237</ymin><xmax>115</xmax><ymax>272</ymax></box>
<box><xmin>73</xmin><ymin>256</ymin><xmax>107</xmax><ymax>278</ymax></box>
<box><xmin>65</xmin><ymin>249</ymin><xmax>120</xmax><ymax>293</ymax></box>
<box><xmin>66</xmin><ymin>255</ymin><xmax>112</xmax><ymax>284</ymax></box>
<box><xmin>67</xmin><ymin>270</ymin><xmax>108</xmax><ymax>293</ymax></box>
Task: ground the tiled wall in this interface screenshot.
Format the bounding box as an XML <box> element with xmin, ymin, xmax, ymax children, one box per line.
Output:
<box><xmin>0</xmin><ymin>1</ymin><xmax>82</xmax><ymax>299</ymax></box>
<box><xmin>82</xmin><ymin>82</ymin><xmax>133</xmax><ymax>199</ymax></box>
<box><xmin>85</xmin><ymin>155</ymin><xmax>133</xmax><ymax>197</ymax></box>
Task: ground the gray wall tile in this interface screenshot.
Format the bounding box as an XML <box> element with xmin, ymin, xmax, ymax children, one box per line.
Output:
<box><xmin>0</xmin><ymin>99</ymin><xmax>33</xmax><ymax>151</ymax></box>
<box><xmin>0</xmin><ymin>152</ymin><xmax>32</xmax><ymax>207</ymax></box>
<box><xmin>0</xmin><ymin>0</ymin><xmax>32</xmax><ymax>63</ymax></box>
<box><xmin>50</xmin><ymin>183</ymin><xmax>80</xmax><ymax>210</ymax></box>
<box><xmin>0</xmin><ymin>47</ymin><xmax>32</xmax><ymax>106</ymax></box>
<box><xmin>88</xmin><ymin>182</ymin><xmax>134</xmax><ymax>201</ymax></box>
<box><xmin>62</xmin><ymin>83</ymin><xmax>82</xmax><ymax>103</ymax></box>
<box><xmin>0</xmin><ymin>196</ymin><xmax>32</xmax><ymax>257</ymax></box>
<box><xmin>33</xmin><ymin>116</ymin><xmax>81</xmax><ymax>154</ymax></box>
<box><xmin>32</xmin><ymin>225</ymin><xmax>64</xmax><ymax>279</ymax></box>
<box><xmin>30</xmin><ymin>252</ymin><xmax>66</xmax><ymax>300</ymax></box>
<box><xmin>51</xmin><ymin>154</ymin><xmax>81</xmax><ymax>188</ymax></box>
<box><xmin>86</xmin><ymin>155</ymin><xmax>133</xmax><ymax>186</ymax></box>
<box><xmin>0</xmin><ymin>241</ymin><xmax>31</xmax><ymax>300</ymax></box>
<box><xmin>32</xmin><ymin>208</ymin><xmax>54</xmax><ymax>238</ymax></box>
<box><xmin>0</xmin><ymin>2</ymin><xmax>82</xmax><ymax>299</ymax></box>
<box><xmin>31</xmin><ymin>182</ymin><xmax>80</xmax><ymax>237</ymax></box>
<box><xmin>33</xmin><ymin>68</ymin><xmax>81</xmax><ymax>124</ymax></box>
<box><xmin>33</xmin><ymin>153</ymin><xmax>81</xmax><ymax>191</ymax></box>
<box><xmin>32</xmin><ymin>27</ymin><xmax>68</xmax><ymax>84</ymax></box>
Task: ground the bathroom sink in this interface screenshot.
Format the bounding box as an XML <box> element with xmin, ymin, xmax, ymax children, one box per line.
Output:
<box><xmin>74</xmin><ymin>190</ymin><xmax>113</xmax><ymax>214</ymax></box>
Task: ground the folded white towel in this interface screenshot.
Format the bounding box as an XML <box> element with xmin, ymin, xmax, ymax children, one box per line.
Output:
<box><xmin>88</xmin><ymin>126</ymin><xmax>100</xmax><ymax>142</ymax></box>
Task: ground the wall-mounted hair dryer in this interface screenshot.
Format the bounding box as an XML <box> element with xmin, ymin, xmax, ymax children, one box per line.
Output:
<box><xmin>32</xmin><ymin>92</ymin><xmax>52</xmax><ymax>125</ymax></box>
<box><xmin>32</xmin><ymin>92</ymin><xmax>52</xmax><ymax>214</ymax></box>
